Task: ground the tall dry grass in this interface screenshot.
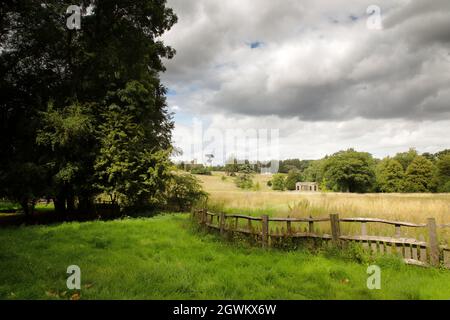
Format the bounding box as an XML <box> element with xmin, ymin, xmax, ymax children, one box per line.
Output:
<box><xmin>207</xmin><ymin>191</ymin><xmax>450</xmax><ymax>223</ymax></box>
<box><xmin>198</xmin><ymin>173</ymin><xmax>450</xmax><ymax>243</ymax></box>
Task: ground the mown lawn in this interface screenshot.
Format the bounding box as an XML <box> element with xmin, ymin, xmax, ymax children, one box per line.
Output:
<box><xmin>0</xmin><ymin>214</ymin><xmax>449</xmax><ymax>300</ymax></box>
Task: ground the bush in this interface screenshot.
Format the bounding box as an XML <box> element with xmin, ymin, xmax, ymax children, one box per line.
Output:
<box><xmin>438</xmin><ymin>181</ymin><xmax>450</xmax><ymax>193</ymax></box>
<box><xmin>165</xmin><ymin>173</ymin><xmax>208</xmax><ymax>211</ymax></box>
<box><xmin>235</xmin><ymin>174</ymin><xmax>253</xmax><ymax>189</ymax></box>
<box><xmin>271</xmin><ymin>174</ymin><xmax>286</xmax><ymax>191</ymax></box>
<box><xmin>190</xmin><ymin>166</ymin><xmax>212</xmax><ymax>176</ymax></box>
<box><xmin>285</xmin><ymin>169</ymin><xmax>303</xmax><ymax>190</ymax></box>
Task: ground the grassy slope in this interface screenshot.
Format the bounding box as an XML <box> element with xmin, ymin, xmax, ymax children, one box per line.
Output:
<box><xmin>1</xmin><ymin>214</ymin><xmax>449</xmax><ymax>300</ymax></box>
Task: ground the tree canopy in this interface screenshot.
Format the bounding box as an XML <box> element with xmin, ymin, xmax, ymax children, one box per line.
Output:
<box><xmin>375</xmin><ymin>158</ymin><xmax>405</xmax><ymax>193</ymax></box>
<box><xmin>0</xmin><ymin>1</ymin><xmax>178</xmax><ymax>213</ymax></box>
<box><xmin>403</xmin><ymin>156</ymin><xmax>436</xmax><ymax>193</ymax></box>
<box><xmin>322</xmin><ymin>149</ymin><xmax>375</xmax><ymax>193</ymax></box>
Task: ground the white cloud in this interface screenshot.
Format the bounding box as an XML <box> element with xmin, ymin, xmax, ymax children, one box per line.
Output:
<box><xmin>163</xmin><ymin>0</ymin><xmax>450</xmax><ymax>161</ymax></box>
<box><xmin>173</xmin><ymin>115</ymin><xmax>450</xmax><ymax>161</ymax></box>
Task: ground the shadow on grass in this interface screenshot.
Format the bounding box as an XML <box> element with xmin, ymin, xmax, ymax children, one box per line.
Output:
<box><xmin>0</xmin><ymin>204</ymin><xmax>168</xmax><ymax>228</ymax></box>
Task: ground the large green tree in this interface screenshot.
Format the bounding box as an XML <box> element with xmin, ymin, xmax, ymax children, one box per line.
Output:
<box><xmin>323</xmin><ymin>149</ymin><xmax>375</xmax><ymax>193</ymax></box>
<box><xmin>302</xmin><ymin>159</ymin><xmax>325</xmax><ymax>183</ymax></box>
<box><xmin>394</xmin><ymin>148</ymin><xmax>419</xmax><ymax>171</ymax></box>
<box><xmin>270</xmin><ymin>174</ymin><xmax>286</xmax><ymax>191</ymax></box>
<box><xmin>403</xmin><ymin>156</ymin><xmax>436</xmax><ymax>193</ymax></box>
<box><xmin>435</xmin><ymin>154</ymin><xmax>450</xmax><ymax>192</ymax></box>
<box><xmin>0</xmin><ymin>1</ymin><xmax>177</xmax><ymax>213</ymax></box>
<box><xmin>285</xmin><ymin>169</ymin><xmax>303</xmax><ymax>190</ymax></box>
<box><xmin>375</xmin><ymin>158</ymin><xmax>405</xmax><ymax>193</ymax></box>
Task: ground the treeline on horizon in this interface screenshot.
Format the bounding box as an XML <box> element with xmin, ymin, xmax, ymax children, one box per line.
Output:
<box><xmin>177</xmin><ymin>148</ymin><xmax>450</xmax><ymax>194</ymax></box>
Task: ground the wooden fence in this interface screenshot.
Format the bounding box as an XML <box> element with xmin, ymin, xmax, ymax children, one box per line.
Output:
<box><xmin>193</xmin><ymin>210</ymin><xmax>450</xmax><ymax>268</ymax></box>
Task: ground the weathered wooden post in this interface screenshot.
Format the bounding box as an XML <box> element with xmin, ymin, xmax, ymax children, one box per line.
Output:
<box><xmin>308</xmin><ymin>220</ymin><xmax>314</xmax><ymax>234</ymax></box>
<box><xmin>361</xmin><ymin>222</ymin><xmax>368</xmax><ymax>249</ymax></box>
<box><xmin>201</xmin><ymin>209</ymin><xmax>208</xmax><ymax>226</ymax></box>
<box><xmin>219</xmin><ymin>213</ymin><xmax>226</xmax><ymax>235</ymax></box>
<box><xmin>427</xmin><ymin>218</ymin><xmax>440</xmax><ymax>267</ymax></box>
<box><xmin>262</xmin><ymin>215</ymin><xmax>269</xmax><ymax>248</ymax></box>
<box><xmin>361</xmin><ymin>222</ymin><xmax>367</xmax><ymax>236</ymax></box>
<box><xmin>395</xmin><ymin>224</ymin><xmax>401</xmax><ymax>238</ymax></box>
<box><xmin>330</xmin><ymin>214</ymin><xmax>341</xmax><ymax>246</ymax></box>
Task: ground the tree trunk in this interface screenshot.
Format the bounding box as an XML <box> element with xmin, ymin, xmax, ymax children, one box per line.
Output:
<box><xmin>78</xmin><ymin>194</ymin><xmax>94</xmax><ymax>213</ymax></box>
<box><xmin>20</xmin><ymin>197</ymin><xmax>30</xmax><ymax>216</ymax></box>
<box><xmin>54</xmin><ymin>196</ymin><xmax>66</xmax><ymax>215</ymax></box>
<box><xmin>67</xmin><ymin>194</ymin><xmax>75</xmax><ymax>213</ymax></box>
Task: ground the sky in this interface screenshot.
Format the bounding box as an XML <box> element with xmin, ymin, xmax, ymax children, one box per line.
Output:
<box><xmin>160</xmin><ymin>0</ymin><xmax>450</xmax><ymax>164</ymax></box>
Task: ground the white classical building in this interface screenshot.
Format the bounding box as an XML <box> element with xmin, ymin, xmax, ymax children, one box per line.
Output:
<box><xmin>295</xmin><ymin>182</ymin><xmax>319</xmax><ymax>192</ymax></box>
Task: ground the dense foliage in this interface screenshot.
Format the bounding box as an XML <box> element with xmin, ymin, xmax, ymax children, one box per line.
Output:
<box><xmin>271</xmin><ymin>174</ymin><xmax>286</xmax><ymax>191</ymax></box>
<box><xmin>235</xmin><ymin>173</ymin><xmax>254</xmax><ymax>190</ymax></box>
<box><xmin>322</xmin><ymin>149</ymin><xmax>376</xmax><ymax>193</ymax></box>
<box><xmin>285</xmin><ymin>169</ymin><xmax>303</xmax><ymax>191</ymax></box>
<box><xmin>375</xmin><ymin>158</ymin><xmax>405</xmax><ymax>193</ymax></box>
<box><xmin>0</xmin><ymin>1</ymin><xmax>180</xmax><ymax>213</ymax></box>
<box><xmin>165</xmin><ymin>173</ymin><xmax>208</xmax><ymax>211</ymax></box>
<box><xmin>268</xmin><ymin>148</ymin><xmax>450</xmax><ymax>194</ymax></box>
<box><xmin>190</xmin><ymin>165</ymin><xmax>212</xmax><ymax>176</ymax></box>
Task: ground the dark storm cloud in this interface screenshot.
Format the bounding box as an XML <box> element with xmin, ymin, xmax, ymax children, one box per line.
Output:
<box><xmin>162</xmin><ymin>0</ymin><xmax>450</xmax><ymax>121</ymax></box>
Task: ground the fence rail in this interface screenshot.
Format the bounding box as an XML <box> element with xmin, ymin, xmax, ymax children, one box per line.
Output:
<box><xmin>193</xmin><ymin>209</ymin><xmax>450</xmax><ymax>269</ymax></box>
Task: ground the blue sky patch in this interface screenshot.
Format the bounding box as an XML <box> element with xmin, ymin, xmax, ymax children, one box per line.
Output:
<box><xmin>248</xmin><ymin>41</ymin><xmax>264</xmax><ymax>49</ymax></box>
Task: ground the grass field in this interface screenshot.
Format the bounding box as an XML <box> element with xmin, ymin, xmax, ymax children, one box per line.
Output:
<box><xmin>1</xmin><ymin>173</ymin><xmax>449</xmax><ymax>300</ymax></box>
<box><xmin>1</xmin><ymin>214</ymin><xmax>450</xmax><ymax>300</ymax></box>
<box><xmin>196</xmin><ymin>172</ymin><xmax>450</xmax><ymax>243</ymax></box>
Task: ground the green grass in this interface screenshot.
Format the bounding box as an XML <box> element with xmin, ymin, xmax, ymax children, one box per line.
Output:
<box><xmin>0</xmin><ymin>200</ymin><xmax>19</xmax><ymax>211</ymax></box>
<box><xmin>0</xmin><ymin>201</ymin><xmax>54</xmax><ymax>213</ymax></box>
<box><xmin>0</xmin><ymin>214</ymin><xmax>449</xmax><ymax>300</ymax></box>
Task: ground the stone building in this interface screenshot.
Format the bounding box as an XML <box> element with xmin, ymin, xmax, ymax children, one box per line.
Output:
<box><xmin>295</xmin><ymin>182</ymin><xmax>319</xmax><ymax>192</ymax></box>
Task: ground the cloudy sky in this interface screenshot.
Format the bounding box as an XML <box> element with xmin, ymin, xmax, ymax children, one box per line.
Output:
<box><xmin>161</xmin><ymin>0</ymin><xmax>450</xmax><ymax>163</ymax></box>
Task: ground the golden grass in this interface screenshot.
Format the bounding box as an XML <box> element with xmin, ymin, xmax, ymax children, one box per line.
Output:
<box><xmin>196</xmin><ymin>171</ymin><xmax>273</xmax><ymax>192</ymax></box>
<box><xmin>196</xmin><ymin>172</ymin><xmax>450</xmax><ymax>243</ymax></box>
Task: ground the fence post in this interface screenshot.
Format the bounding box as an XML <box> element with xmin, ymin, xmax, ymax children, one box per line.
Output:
<box><xmin>287</xmin><ymin>221</ymin><xmax>292</xmax><ymax>235</ymax></box>
<box><xmin>219</xmin><ymin>213</ymin><xmax>226</xmax><ymax>235</ymax></box>
<box><xmin>427</xmin><ymin>218</ymin><xmax>440</xmax><ymax>267</ymax></box>
<box><xmin>395</xmin><ymin>224</ymin><xmax>401</xmax><ymax>238</ymax></box>
<box><xmin>330</xmin><ymin>214</ymin><xmax>341</xmax><ymax>245</ymax></box>
<box><xmin>262</xmin><ymin>215</ymin><xmax>269</xmax><ymax>248</ymax></box>
<box><xmin>308</xmin><ymin>220</ymin><xmax>314</xmax><ymax>234</ymax></box>
<box><xmin>201</xmin><ymin>209</ymin><xmax>207</xmax><ymax>226</ymax></box>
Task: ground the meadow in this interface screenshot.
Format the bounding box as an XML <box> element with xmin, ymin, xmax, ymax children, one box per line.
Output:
<box><xmin>1</xmin><ymin>172</ymin><xmax>449</xmax><ymax>300</ymax></box>
<box><xmin>196</xmin><ymin>172</ymin><xmax>450</xmax><ymax>243</ymax></box>
<box><xmin>1</xmin><ymin>214</ymin><xmax>450</xmax><ymax>300</ymax></box>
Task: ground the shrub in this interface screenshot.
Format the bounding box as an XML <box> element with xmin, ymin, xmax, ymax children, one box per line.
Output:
<box><xmin>285</xmin><ymin>169</ymin><xmax>303</xmax><ymax>190</ymax></box>
<box><xmin>235</xmin><ymin>174</ymin><xmax>254</xmax><ymax>189</ymax></box>
<box><xmin>165</xmin><ymin>173</ymin><xmax>208</xmax><ymax>211</ymax></box>
<box><xmin>190</xmin><ymin>166</ymin><xmax>212</xmax><ymax>176</ymax></box>
<box><xmin>438</xmin><ymin>181</ymin><xmax>450</xmax><ymax>193</ymax></box>
<box><xmin>271</xmin><ymin>174</ymin><xmax>286</xmax><ymax>191</ymax></box>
